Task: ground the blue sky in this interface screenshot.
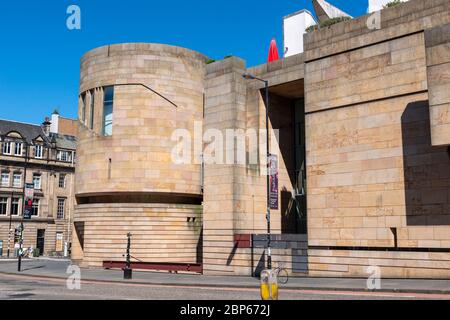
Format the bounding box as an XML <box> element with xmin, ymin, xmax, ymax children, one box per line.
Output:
<box><xmin>0</xmin><ymin>0</ymin><xmax>367</xmax><ymax>124</ymax></box>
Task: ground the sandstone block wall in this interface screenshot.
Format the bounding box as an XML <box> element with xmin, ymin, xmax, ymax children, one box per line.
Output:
<box><xmin>303</xmin><ymin>0</ymin><xmax>450</xmax><ymax>278</ymax></box>
<box><xmin>76</xmin><ymin>44</ymin><xmax>207</xmax><ymax>197</ymax></box>
<box><xmin>425</xmin><ymin>23</ymin><xmax>450</xmax><ymax>146</ymax></box>
<box><xmin>72</xmin><ymin>203</ymin><xmax>202</xmax><ymax>267</ymax></box>
<box><xmin>73</xmin><ymin>44</ymin><xmax>207</xmax><ymax>267</ymax></box>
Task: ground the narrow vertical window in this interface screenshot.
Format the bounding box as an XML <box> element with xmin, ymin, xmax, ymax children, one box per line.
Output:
<box><xmin>0</xmin><ymin>197</ymin><xmax>7</xmax><ymax>215</ymax></box>
<box><xmin>103</xmin><ymin>86</ymin><xmax>114</xmax><ymax>136</ymax></box>
<box><xmin>31</xmin><ymin>199</ymin><xmax>40</xmax><ymax>216</ymax></box>
<box><xmin>90</xmin><ymin>90</ymin><xmax>95</xmax><ymax>130</ymax></box>
<box><xmin>81</xmin><ymin>93</ymin><xmax>86</xmax><ymax>123</ymax></box>
<box><xmin>56</xmin><ymin>232</ymin><xmax>64</xmax><ymax>251</ymax></box>
<box><xmin>13</xmin><ymin>173</ymin><xmax>22</xmax><ymax>188</ymax></box>
<box><xmin>59</xmin><ymin>173</ymin><xmax>66</xmax><ymax>188</ymax></box>
<box><xmin>14</xmin><ymin>142</ymin><xmax>23</xmax><ymax>156</ymax></box>
<box><xmin>35</xmin><ymin>145</ymin><xmax>43</xmax><ymax>158</ymax></box>
<box><xmin>3</xmin><ymin>141</ymin><xmax>12</xmax><ymax>155</ymax></box>
<box><xmin>33</xmin><ymin>174</ymin><xmax>41</xmax><ymax>189</ymax></box>
<box><xmin>1</xmin><ymin>171</ymin><xmax>10</xmax><ymax>187</ymax></box>
<box><xmin>11</xmin><ymin>198</ymin><xmax>20</xmax><ymax>215</ymax></box>
<box><xmin>57</xmin><ymin>198</ymin><xmax>65</xmax><ymax>219</ymax></box>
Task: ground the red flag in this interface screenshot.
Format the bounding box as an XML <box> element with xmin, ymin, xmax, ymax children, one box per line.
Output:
<box><xmin>267</xmin><ymin>38</ymin><xmax>280</xmax><ymax>63</ymax></box>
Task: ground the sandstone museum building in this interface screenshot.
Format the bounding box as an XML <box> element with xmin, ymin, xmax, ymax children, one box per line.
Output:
<box><xmin>71</xmin><ymin>0</ymin><xmax>450</xmax><ymax>278</ymax></box>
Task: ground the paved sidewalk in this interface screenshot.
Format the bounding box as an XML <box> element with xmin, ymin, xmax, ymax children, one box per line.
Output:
<box><xmin>0</xmin><ymin>258</ymin><xmax>449</xmax><ymax>294</ymax></box>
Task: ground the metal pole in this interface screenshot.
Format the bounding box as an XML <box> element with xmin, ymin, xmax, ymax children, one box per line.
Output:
<box><xmin>7</xmin><ymin>191</ymin><xmax>13</xmax><ymax>258</ymax></box>
<box><xmin>18</xmin><ymin>222</ymin><xmax>23</xmax><ymax>272</ymax></box>
<box><xmin>18</xmin><ymin>143</ymin><xmax>28</xmax><ymax>272</ymax></box>
<box><xmin>123</xmin><ymin>232</ymin><xmax>132</xmax><ymax>279</ymax></box>
<box><xmin>265</xmin><ymin>80</ymin><xmax>272</xmax><ymax>270</ymax></box>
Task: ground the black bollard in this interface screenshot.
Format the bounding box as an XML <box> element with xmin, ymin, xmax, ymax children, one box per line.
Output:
<box><xmin>123</xmin><ymin>232</ymin><xmax>132</xmax><ymax>279</ymax></box>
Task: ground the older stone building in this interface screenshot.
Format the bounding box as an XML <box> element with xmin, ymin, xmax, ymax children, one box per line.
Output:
<box><xmin>73</xmin><ymin>0</ymin><xmax>450</xmax><ymax>278</ymax></box>
<box><xmin>0</xmin><ymin>113</ymin><xmax>77</xmax><ymax>257</ymax></box>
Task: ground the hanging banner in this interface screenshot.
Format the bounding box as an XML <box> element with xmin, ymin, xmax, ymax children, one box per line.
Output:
<box><xmin>268</xmin><ymin>154</ymin><xmax>279</xmax><ymax>210</ymax></box>
<box><xmin>23</xmin><ymin>183</ymin><xmax>34</xmax><ymax>220</ymax></box>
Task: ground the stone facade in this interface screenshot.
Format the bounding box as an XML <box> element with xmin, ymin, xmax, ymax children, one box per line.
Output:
<box><xmin>0</xmin><ymin>117</ymin><xmax>76</xmax><ymax>257</ymax></box>
<box><xmin>201</xmin><ymin>0</ymin><xmax>450</xmax><ymax>278</ymax></box>
<box><xmin>73</xmin><ymin>0</ymin><xmax>450</xmax><ymax>278</ymax></box>
<box><xmin>73</xmin><ymin>44</ymin><xmax>206</xmax><ymax>267</ymax></box>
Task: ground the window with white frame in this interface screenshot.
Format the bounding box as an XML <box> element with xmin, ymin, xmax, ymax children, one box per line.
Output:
<box><xmin>59</xmin><ymin>174</ymin><xmax>66</xmax><ymax>188</ymax></box>
<box><xmin>56</xmin><ymin>232</ymin><xmax>64</xmax><ymax>251</ymax></box>
<box><xmin>34</xmin><ymin>145</ymin><xmax>43</xmax><ymax>158</ymax></box>
<box><xmin>11</xmin><ymin>197</ymin><xmax>20</xmax><ymax>215</ymax></box>
<box><xmin>57</xmin><ymin>198</ymin><xmax>65</xmax><ymax>219</ymax></box>
<box><xmin>57</xmin><ymin>150</ymin><xmax>71</xmax><ymax>162</ymax></box>
<box><xmin>1</xmin><ymin>172</ymin><xmax>10</xmax><ymax>187</ymax></box>
<box><xmin>31</xmin><ymin>199</ymin><xmax>39</xmax><ymax>216</ymax></box>
<box><xmin>2</xmin><ymin>141</ymin><xmax>12</xmax><ymax>155</ymax></box>
<box><xmin>0</xmin><ymin>197</ymin><xmax>7</xmax><ymax>215</ymax></box>
<box><xmin>33</xmin><ymin>174</ymin><xmax>41</xmax><ymax>189</ymax></box>
<box><xmin>13</xmin><ymin>173</ymin><xmax>22</xmax><ymax>188</ymax></box>
<box><xmin>14</xmin><ymin>142</ymin><xmax>23</xmax><ymax>156</ymax></box>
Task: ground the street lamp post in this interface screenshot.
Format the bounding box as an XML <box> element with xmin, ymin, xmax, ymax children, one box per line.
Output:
<box><xmin>7</xmin><ymin>191</ymin><xmax>14</xmax><ymax>258</ymax></box>
<box><xmin>242</xmin><ymin>72</ymin><xmax>272</xmax><ymax>270</ymax></box>
<box><xmin>18</xmin><ymin>142</ymin><xmax>29</xmax><ymax>272</ymax></box>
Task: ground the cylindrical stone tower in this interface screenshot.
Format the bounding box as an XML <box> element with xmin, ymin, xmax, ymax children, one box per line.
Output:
<box><xmin>72</xmin><ymin>43</ymin><xmax>207</xmax><ymax>267</ymax></box>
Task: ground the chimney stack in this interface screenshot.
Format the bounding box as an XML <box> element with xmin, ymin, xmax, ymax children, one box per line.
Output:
<box><xmin>42</xmin><ymin>117</ymin><xmax>51</xmax><ymax>136</ymax></box>
<box><xmin>50</xmin><ymin>110</ymin><xmax>60</xmax><ymax>134</ymax></box>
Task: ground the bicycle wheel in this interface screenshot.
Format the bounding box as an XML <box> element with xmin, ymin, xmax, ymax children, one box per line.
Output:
<box><xmin>277</xmin><ymin>268</ymin><xmax>289</xmax><ymax>284</ymax></box>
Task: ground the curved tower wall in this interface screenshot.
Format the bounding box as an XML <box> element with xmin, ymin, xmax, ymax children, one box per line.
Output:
<box><xmin>72</xmin><ymin>44</ymin><xmax>206</xmax><ymax>267</ymax></box>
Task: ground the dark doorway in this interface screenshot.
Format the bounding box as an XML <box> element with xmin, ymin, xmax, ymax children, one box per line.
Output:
<box><xmin>267</xmin><ymin>90</ymin><xmax>307</xmax><ymax>234</ymax></box>
<box><xmin>36</xmin><ymin>229</ymin><xmax>45</xmax><ymax>256</ymax></box>
<box><xmin>401</xmin><ymin>100</ymin><xmax>450</xmax><ymax>226</ymax></box>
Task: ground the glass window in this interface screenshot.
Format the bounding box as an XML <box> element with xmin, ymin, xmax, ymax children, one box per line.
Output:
<box><xmin>35</xmin><ymin>145</ymin><xmax>43</xmax><ymax>158</ymax></box>
<box><xmin>56</xmin><ymin>232</ymin><xmax>64</xmax><ymax>251</ymax></box>
<box><xmin>33</xmin><ymin>174</ymin><xmax>41</xmax><ymax>189</ymax></box>
<box><xmin>13</xmin><ymin>173</ymin><xmax>21</xmax><ymax>188</ymax></box>
<box><xmin>57</xmin><ymin>151</ymin><xmax>72</xmax><ymax>162</ymax></box>
<box><xmin>59</xmin><ymin>174</ymin><xmax>66</xmax><ymax>188</ymax></box>
<box><xmin>3</xmin><ymin>141</ymin><xmax>12</xmax><ymax>155</ymax></box>
<box><xmin>57</xmin><ymin>198</ymin><xmax>65</xmax><ymax>219</ymax></box>
<box><xmin>11</xmin><ymin>198</ymin><xmax>20</xmax><ymax>215</ymax></box>
<box><xmin>1</xmin><ymin>172</ymin><xmax>9</xmax><ymax>187</ymax></box>
<box><xmin>103</xmin><ymin>86</ymin><xmax>114</xmax><ymax>136</ymax></box>
<box><xmin>14</xmin><ymin>142</ymin><xmax>23</xmax><ymax>156</ymax></box>
<box><xmin>90</xmin><ymin>90</ymin><xmax>95</xmax><ymax>130</ymax></box>
<box><xmin>31</xmin><ymin>199</ymin><xmax>39</xmax><ymax>216</ymax></box>
<box><xmin>0</xmin><ymin>197</ymin><xmax>7</xmax><ymax>215</ymax></box>
<box><xmin>81</xmin><ymin>93</ymin><xmax>86</xmax><ymax>123</ymax></box>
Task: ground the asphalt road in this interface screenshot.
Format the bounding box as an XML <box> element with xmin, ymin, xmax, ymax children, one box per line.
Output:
<box><xmin>1</xmin><ymin>273</ymin><xmax>449</xmax><ymax>300</ymax></box>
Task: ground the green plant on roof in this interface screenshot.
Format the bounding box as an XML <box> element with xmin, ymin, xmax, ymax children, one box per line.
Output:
<box><xmin>384</xmin><ymin>0</ymin><xmax>402</xmax><ymax>8</ymax></box>
<box><xmin>305</xmin><ymin>16</ymin><xmax>352</xmax><ymax>33</ymax></box>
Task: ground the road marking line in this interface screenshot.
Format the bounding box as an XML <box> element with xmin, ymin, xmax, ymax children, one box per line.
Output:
<box><xmin>1</xmin><ymin>273</ymin><xmax>449</xmax><ymax>299</ymax></box>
